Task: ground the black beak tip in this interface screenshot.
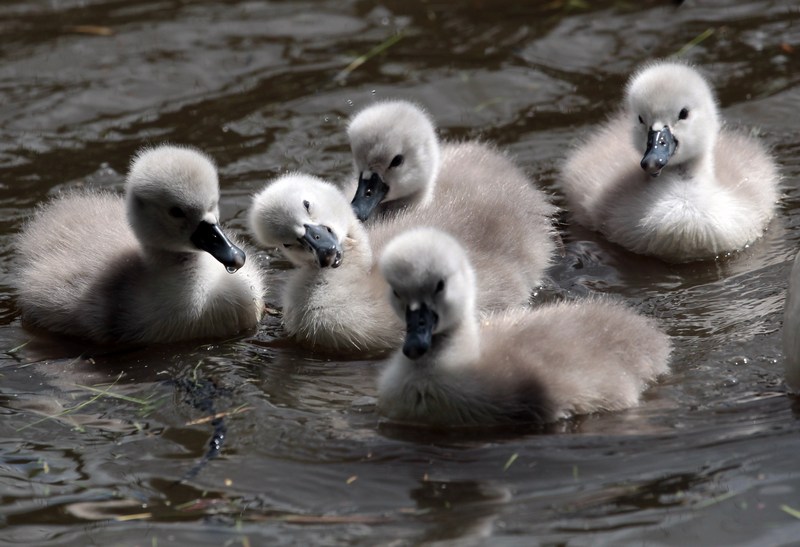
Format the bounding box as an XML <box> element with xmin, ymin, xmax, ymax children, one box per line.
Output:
<box><xmin>402</xmin><ymin>342</ymin><xmax>428</xmax><ymax>360</ymax></box>
<box><xmin>225</xmin><ymin>248</ymin><xmax>246</xmax><ymax>273</ymax></box>
<box><xmin>317</xmin><ymin>247</ymin><xmax>343</xmax><ymax>268</ymax></box>
<box><xmin>640</xmin><ymin>159</ymin><xmax>664</xmax><ymax>177</ymax></box>
<box><xmin>353</xmin><ymin>208</ymin><xmax>369</xmax><ymax>222</ymax></box>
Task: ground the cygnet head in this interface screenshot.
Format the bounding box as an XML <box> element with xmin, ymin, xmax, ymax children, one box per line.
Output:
<box><xmin>347</xmin><ymin>100</ymin><xmax>441</xmax><ymax>221</ymax></box>
<box><xmin>126</xmin><ymin>145</ymin><xmax>245</xmax><ymax>272</ymax></box>
<box><xmin>249</xmin><ymin>173</ymin><xmax>349</xmax><ymax>269</ymax></box>
<box><xmin>380</xmin><ymin>228</ymin><xmax>476</xmax><ymax>359</ymax></box>
<box><xmin>626</xmin><ymin>61</ymin><xmax>720</xmax><ymax>177</ymax></box>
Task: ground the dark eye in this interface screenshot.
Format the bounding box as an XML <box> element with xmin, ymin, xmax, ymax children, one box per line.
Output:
<box><xmin>638</xmin><ymin>115</ymin><xmax>644</xmax><ymax>125</ymax></box>
<box><xmin>169</xmin><ymin>206</ymin><xmax>186</xmax><ymax>218</ymax></box>
<box><xmin>679</xmin><ymin>108</ymin><xmax>689</xmax><ymax>120</ymax></box>
<box><xmin>392</xmin><ymin>289</ymin><xmax>399</xmax><ymax>298</ymax></box>
<box><xmin>303</xmin><ymin>200</ymin><xmax>310</xmax><ymax>212</ymax></box>
<box><xmin>389</xmin><ymin>155</ymin><xmax>404</xmax><ymax>168</ymax></box>
<box><xmin>435</xmin><ymin>279</ymin><xmax>445</xmax><ymax>294</ymax></box>
<box><xmin>283</xmin><ymin>243</ymin><xmax>293</xmax><ymax>249</ymax></box>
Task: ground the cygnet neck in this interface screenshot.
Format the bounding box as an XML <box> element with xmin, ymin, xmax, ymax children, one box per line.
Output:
<box><xmin>673</xmin><ymin>147</ymin><xmax>716</xmax><ymax>188</ymax></box>
<box><xmin>418</xmin><ymin>143</ymin><xmax>442</xmax><ymax>208</ymax></box>
<box><xmin>341</xmin><ymin>218</ymin><xmax>373</xmax><ymax>270</ymax></box>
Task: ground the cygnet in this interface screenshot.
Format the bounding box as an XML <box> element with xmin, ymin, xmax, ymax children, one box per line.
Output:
<box><xmin>560</xmin><ymin>60</ymin><xmax>779</xmax><ymax>262</ymax></box>
<box><xmin>14</xmin><ymin>145</ymin><xmax>265</xmax><ymax>344</ymax></box>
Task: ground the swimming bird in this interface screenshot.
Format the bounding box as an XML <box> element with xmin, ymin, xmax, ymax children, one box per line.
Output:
<box><xmin>14</xmin><ymin>145</ymin><xmax>265</xmax><ymax>344</ymax></box>
<box><xmin>248</xmin><ymin>170</ymin><xmax>554</xmax><ymax>354</ymax></box>
<box><xmin>783</xmin><ymin>250</ymin><xmax>800</xmax><ymax>393</ymax></box>
<box><xmin>560</xmin><ymin>60</ymin><xmax>779</xmax><ymax>262</ymax></box>
<box><xmin>377</xmin><ymin>228</ymin><xmax>671</xmax><ymax>427</ymax></box>
<box><xmin>249</xmin><ymin>173</ymin><xmax>398</xmax><ymax>355</ymax></box>
<box><xmin>347</xmin><ymin>99</ymin><xmax>557</xmax><ymax>247</ymax></box>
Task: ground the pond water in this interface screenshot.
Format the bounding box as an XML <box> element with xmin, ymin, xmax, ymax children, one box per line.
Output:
<box><xmin>1</xmin><ymin>0</ymin><xmax>799</xmax><ymax>544</ymax></box>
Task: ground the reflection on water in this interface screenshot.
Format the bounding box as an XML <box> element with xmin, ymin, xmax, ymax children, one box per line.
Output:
<box><xmin>1</xmin><ymin>0</ymin><xmax>799</xmax><ymax>544</ymax></box>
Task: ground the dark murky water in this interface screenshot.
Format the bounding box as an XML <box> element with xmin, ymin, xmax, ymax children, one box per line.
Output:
<box><xmin>1</xmin><ymin>0</ymin><xmax>799</xmax><ymax>544</ymax></box>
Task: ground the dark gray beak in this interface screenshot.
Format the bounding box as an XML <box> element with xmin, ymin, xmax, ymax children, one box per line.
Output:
<box><xmin>402</xmin><ymin>303</ymin><xmax>438</xmax><ymax>359</ymax></box>
<box><xmin>641</xmin><ymin>126</ymin><xmax>677</xmax><ymax>177</ymax></box>
<box><xmin>190</xmin><ymin>221</ymin><xmax>246</xmax><ymax>273</ymax></box>
<box><xmin>351</xmin><ymin>172</ymin><xmax>389</xmax><ymax>222</ymax></box>
<box><xmin>299</xmin><ymin>223</ymin><xmax>343</xmax><ymax>268</ymax></box>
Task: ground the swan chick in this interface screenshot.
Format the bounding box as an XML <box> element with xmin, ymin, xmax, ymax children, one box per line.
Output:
<box><xmin>560</xmin><ymin>60</ymin><xmax>779</xmax><ymax>262</ymax></box>
<box><xmin>14</xmin><ymin>144</ymin><xmax>265</xmax><ymax>344</ymax></box>
<box><xmin>248</xmin><ymin>173</ymin><xmax>400</xmax><ymax>354</ymax></box>
<box><xmin>377</xmin><ymin>228</ymin><xmax>671</xmax><ymax>427</ymax></box>
<box><xmin>347</xmin><ymin>99</ymin><xmax>557</xmax><ymax>294</ymax></box>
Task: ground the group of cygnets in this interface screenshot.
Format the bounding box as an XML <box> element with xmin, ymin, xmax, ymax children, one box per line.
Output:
<box><xmin>14</xmin><ymin>59</ymin><xmax>789</xmax><ymax>428</ymax></box>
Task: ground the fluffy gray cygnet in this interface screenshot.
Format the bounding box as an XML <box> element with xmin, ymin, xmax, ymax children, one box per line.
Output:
<box><xmin>14</xmin><ymin>145</ymin><xmax>265</xmax><ymax>344</ymax></box>
<box><xmin>377</xmin><ymin>227</ymin><xmax>671</xmax><ymax>427</ymax></box>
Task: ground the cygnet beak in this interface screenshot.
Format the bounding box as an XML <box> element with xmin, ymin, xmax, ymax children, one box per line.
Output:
<box><xmin>299</xmin><ymin>223</ymin><xmax>343</xmax><ymax>268</ymax></box>
<box><xmin>190</xmin><ymin>221</ymin><xmax>246</xmax><ymax>273</ymax></box>
<box><xmin>402</xmin><ymin>303</ymin><xmax>438</xmax><ymax>359</ymax></box>
<box><xmin>641</xmin><ymin>126</ymin><xmax>677</xmax><ymax>177</ymax></box>
<box><xmin>351</xmin><ymin>172</ymin><xmax>389</xmax><ymax>222</ymax></box>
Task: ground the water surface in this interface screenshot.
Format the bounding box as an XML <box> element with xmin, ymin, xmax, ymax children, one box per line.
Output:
<box><xmin>1</xmin><ymin>0</ymin><xmax>800</xmax><ymax>544</ymax></box>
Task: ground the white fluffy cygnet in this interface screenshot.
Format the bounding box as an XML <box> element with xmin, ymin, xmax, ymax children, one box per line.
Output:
<box><xmin>561</xmin><ymin>60</ymin><xmax>780</xmax><ymax>262</ymax></box>
<box><xmin>249</xmin><ymin>173</ymin><xmax>397</xmax><ymax>355</ymax></box>
<box><xmin>14</xmin><ymin>145</ymin><xmax>265</xmax><ymax>344</ymax></box>
<box><xmin>377</xmin><ymin>228</ymin><xmax>671</xmax><ymax>427</ymax></box>
<box><xmin>248</xmin><ymin>170</ymin><xmax>555</xmax><ymax>355</ymax></box>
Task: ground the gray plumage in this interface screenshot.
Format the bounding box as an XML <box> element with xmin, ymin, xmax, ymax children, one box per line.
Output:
<box><xmin>347</xmin><ymin>100</ymin><xmax>558</xmax><ymax>287</ymax></box>
<box><xmin>14</xmin><ymin>145</ymin><xmax>265</xmax><ymax>344</ymax></box>
<box><xmin>248</xmin><ymin>169</ymin><xmax>555</xmax><ymax>354</ymax></box>
<box><xmin>561</xmin><ymin>60</ymin><xmax>779</xmax><ymax>262</ymax></box>
<box><xmin>378</xmin><ymin>228</ymin><xmax>671</xmax><ymax>427</ymax></box>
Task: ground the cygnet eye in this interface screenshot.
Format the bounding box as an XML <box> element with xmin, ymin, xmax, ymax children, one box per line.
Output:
<box><xmin>392</xmin><ymin>289</ymin><xmax>400</xmax><ymax>298</ymax></box>
<box><xmin>303</xmin><ymin>200</ymin><xmax>311</xmax><ymax>212</ymax></box>
<box><xmin>389</xmin><ymin>154</ymin><xmax>404</xmax><ymax>168</ymax></box>
<box><xmin>638</xmin><ymin>115</ymin><xmax>644</xmax><ymax>125</ymax></box>
<box><xmin>169</xmin><ymin>206</ymin><xmax>186</xmax><ymax>218</ymax></box>
<box><xmin>283</xmin><ymin>243</ymin><xmax>294</xmax><ymax>249</ymax></box>
<box><xmin>435</xmin><ymin>279</ymin><xmax>445</xmax><ymax>294</ymax></box>
<box><xmin>679</xmin><ymin>107</ymin><xmax>689</xmax><ymax>120</ymax></box>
